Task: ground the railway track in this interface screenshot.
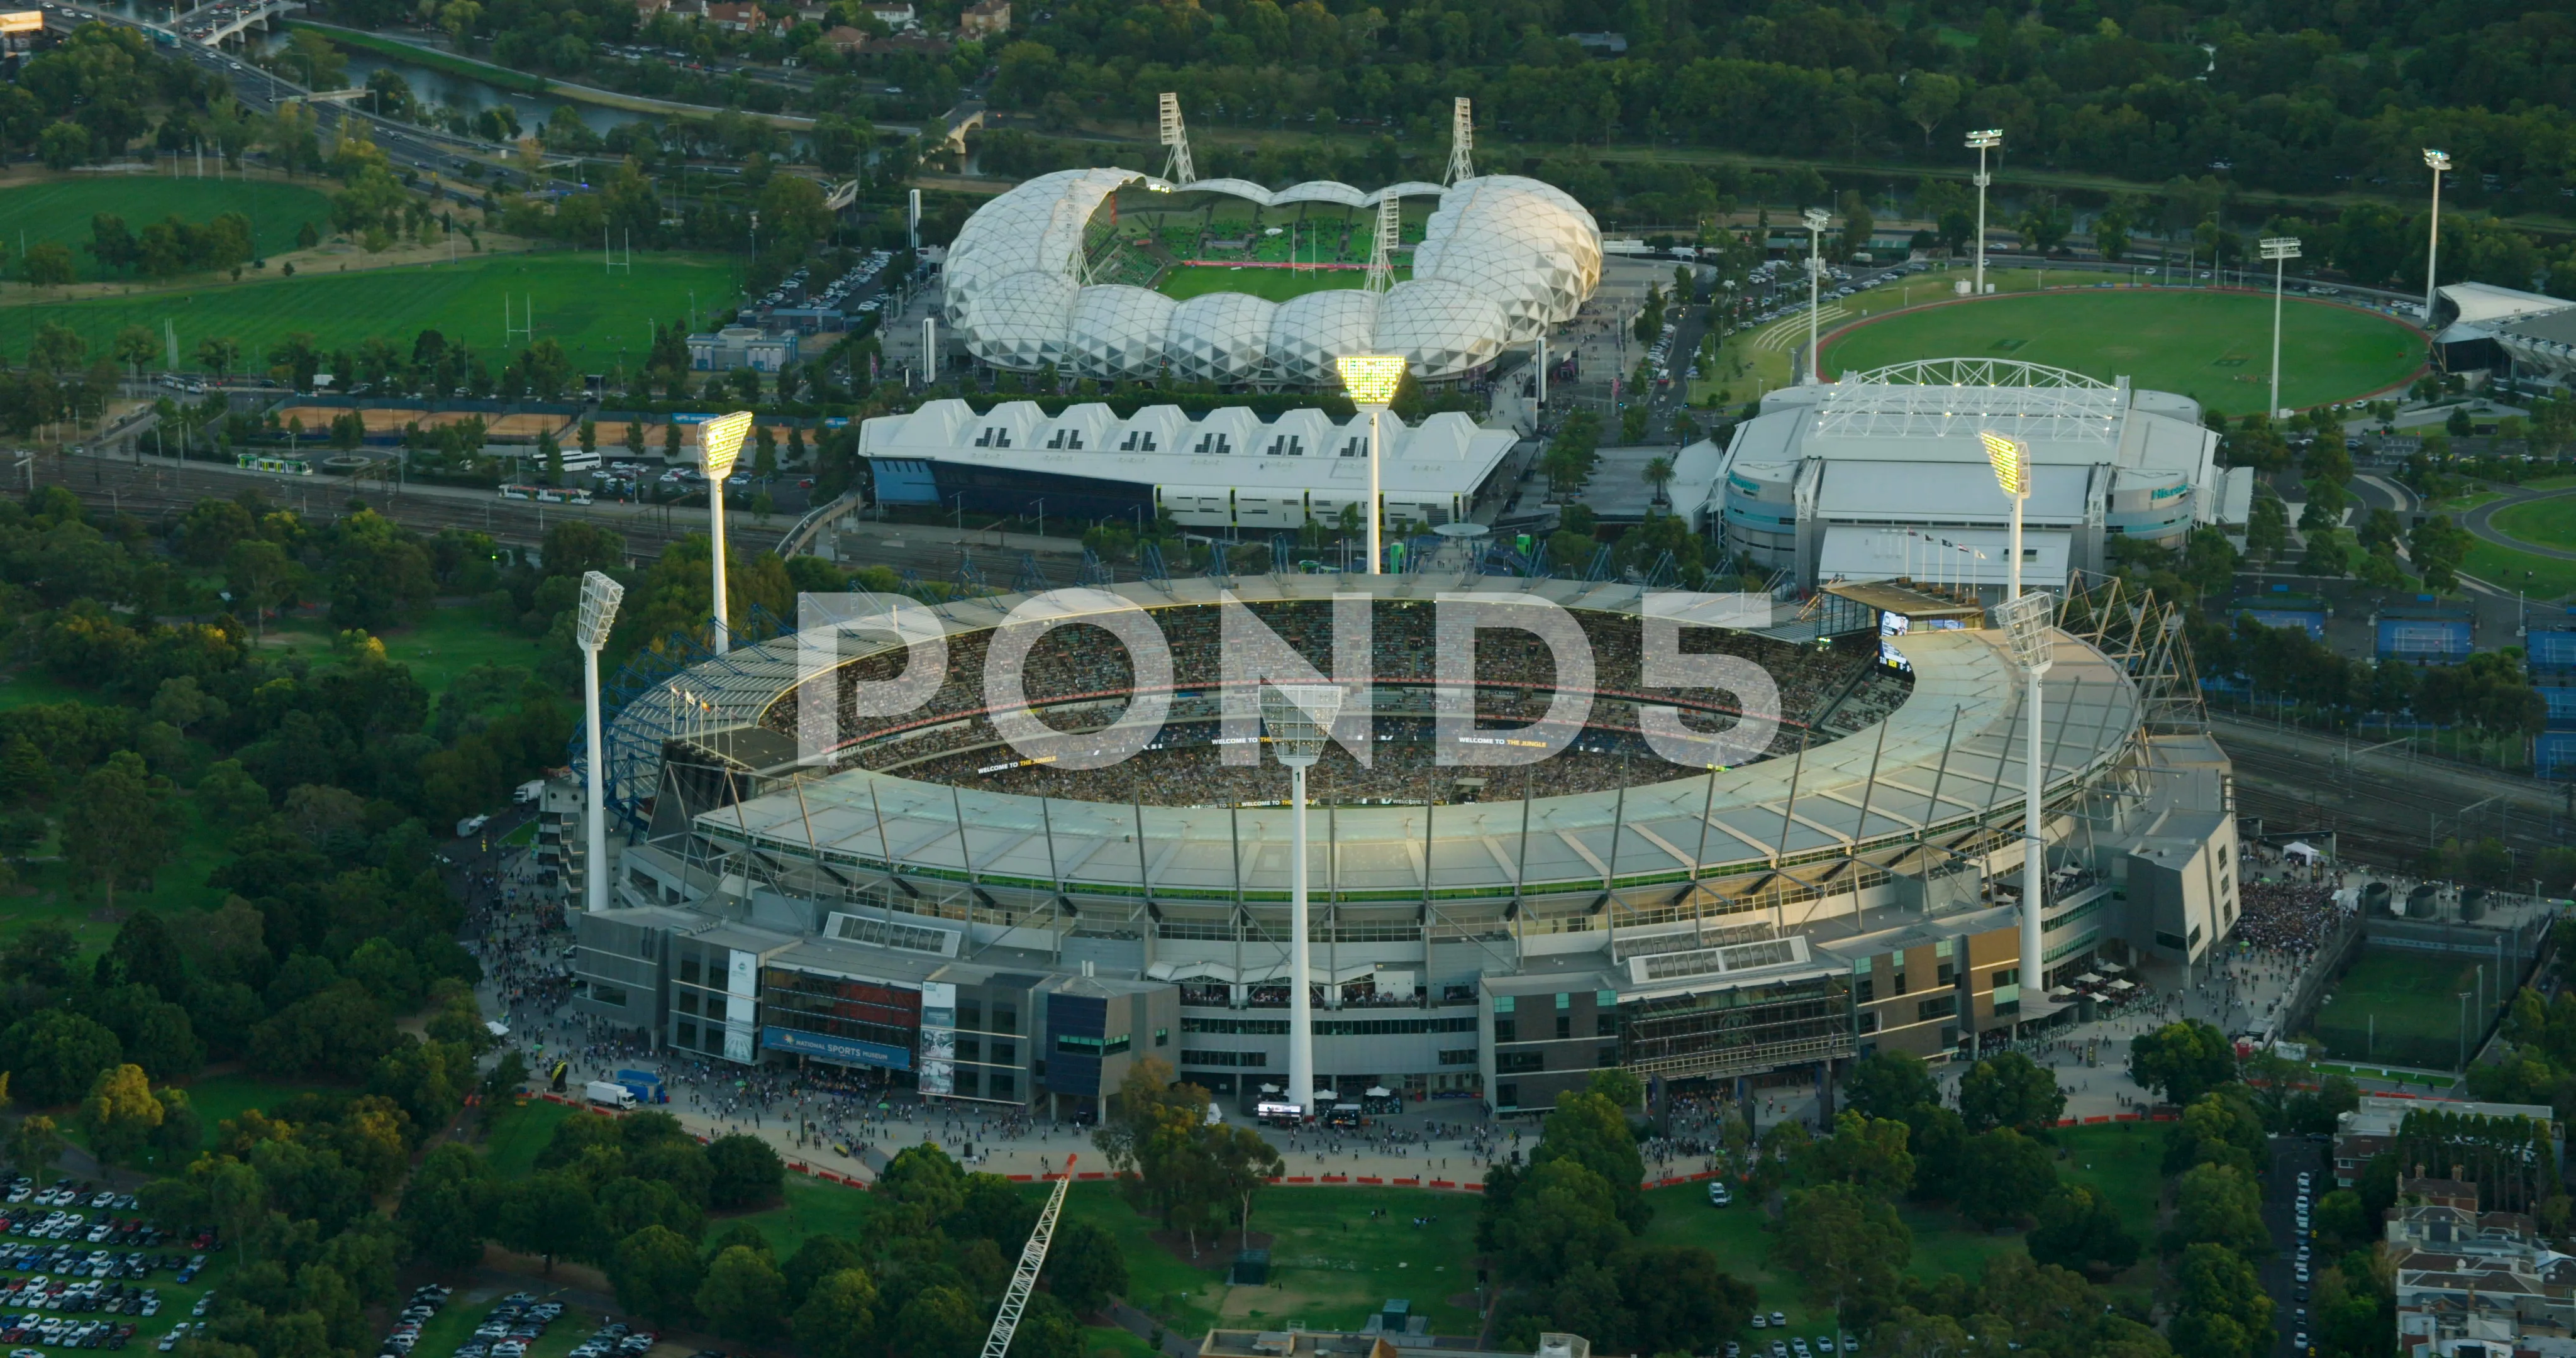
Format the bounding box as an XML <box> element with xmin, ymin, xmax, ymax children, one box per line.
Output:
<box><xmin>2215</xmin><ymin>732</ymin><xmax>2570</xmax><ymax>871</ymax></box>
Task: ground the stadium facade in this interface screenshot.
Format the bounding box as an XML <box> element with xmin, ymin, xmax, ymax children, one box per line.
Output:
<box><xmin>569</xmin><ymin>572</ymin><xmax>2235</xmax><ymax>1117</ymax></box>
<box><xmin>857</xmin><ymin>399</ymin><xmax>1521</xmax><ymax>533</ymax></box>
<box><xmin>1707</xmin><ymin>360</ymin><xmax>2252</xmax><ymax>591</ymax></box>
<box><xmin>942</xmin><ymin>168</ymin><xmax>1599</xmax><ymax>384</ymax></box>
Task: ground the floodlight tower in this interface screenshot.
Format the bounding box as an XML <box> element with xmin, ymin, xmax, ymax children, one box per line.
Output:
<box><xmin>1802</xmin><ymin>207</ymin><xmax>1831</xmax><ymax>384</ymax></box>
<box><xmin>697</xmin><ymin>410</ymin><xmax>753</xmax><ymax>654</ymax></box>
<box><xmin>2261</xmin><ymin>236</ymin><xmax>2302</xmax><ymax>417</ymax></box>
<box><xmin>575</xmin><ymin>570</ymin><xmax>625</xmax><ymax>914</ymax></box>
<box><xmin>1444</xmin><ymin>97</ymin><xmax>1474</xmax><ymax>185</ymax></box>
<box><xmin>1982</xmin><ymin>427</ymin><xmax>2053</xmax><ymax>1015</ymax></box>
<box><xmin>2422</xmin><ymin>149</ymin><xmax>2451</xmax><ymax>324</ymax></box>
<box><xmin>1262</xmin><ymin>683</ymin><xmax>1345</xmax><ymax>1119</ymax></box>
<box><xmin>1158</xmin><ymin>92</ymin><xmax>1197</xmax><ymax>187</ymax></box>
<box><xmin>1336</xmin><ymin>355</ymin><xmax>1406</xmax><ymax>573</ymax></box>
<box><xmin>1967</xmin><ymin>130</ymin><xmax>2002</xmax><ymax>297</ymax></box>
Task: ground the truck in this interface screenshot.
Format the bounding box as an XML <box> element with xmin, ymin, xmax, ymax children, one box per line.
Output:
<box><xmin>612</xmin><ymin>1069</ymin><xmax>668</xmax><ymax>1105</ymax></box>
<box><xmin>583</xmin><ymin>1080</ymin><xmax>637</xmax><ymax>1112</ymax></box>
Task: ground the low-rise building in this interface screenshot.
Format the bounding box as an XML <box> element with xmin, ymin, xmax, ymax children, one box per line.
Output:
<box><xmin>2334</xmin><ymin>1096</ymin><xmax>2563</xmax><ymax>1188</ymax></box>
<box><xmin>958</xmin><ymin>0</ymin><xmax>1008</xmax><ymax>36</ymax></box>
<box><xmin>2389</xmin><ymin>1174</ymin><xmax>2576</xmax><ymax>1355</ymax></box>
<box><xmin>688</xmin><ymin>326</ymin><xmax>800</xmax><ymax>373</ymax></box>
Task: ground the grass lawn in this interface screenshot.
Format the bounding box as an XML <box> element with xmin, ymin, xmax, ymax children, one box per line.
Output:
<box><xmin>1</xmin><ymin>794</ymin><xmax>233</xmax><ymax>961</ymax></box>
<box><xmin>0</xmin><ymin>665</ymin><xmax>99</xmax><ymax>710</ymax></box>
<box><xmin>1155</xmin><ymin>264</ymin><xmax>1406</xmax><ymax>304</ymax></box>
<box><xmin>15</xmin><ymin>250</ymin><xmax>739</xmax><ymax>381</ymax></box>
<box><xmin>2309</xmin><ymin>946</ymin><xmax>2494</xmax><ymax>1069</ymax></box>
<box><xmin>2463</xmin><ymin>538</ymin><xmax>2576</xmax><ymax>604</ymax></box>
<box><xmin>1818</xmin><ymin>287</ymin><xmax>2424</xmax><ymax>416</ymax></box>
<box><xmin>172</xmin><ymin>1073</ymin><xmax>330</xmax><ymax>1149</ymax></box>
<box><xmin>1012</xmin><ymin>1183</ymin><xmax>1479</xmax><ymax>1340</ymax></box>
<box><xmin>2426</xmin><ymin>490</ymin><xmax>2506</xmax><ymax>514</ymax></box>
<box><xmin>1085</xmin><ymin>1323</ymin><xmax>1160</xmax><ymax>1358</ymax></box>
<box><xmin>2490</xmin><ymin>492</ymin><xmax>2576</xmax><ymax>553</ymax></box>
<box><xmin>255</xmin><ymin>600</ymin><xmax>549</xmax><ymax>696</ymax></box>
<box><xmin>0</xmin><ymin>175</ymin><xmax>333</xmax><ymax>281</ymax></box>
<box><xmin>2052</xmin><ymin>1122</ymin><xmax>2162</xmax><ymax>1230</ymax></box>
<box><xmin>480</xmin><ymin>1096</ymin><xmax>583</xmax><ymax>1179</ymax></box>
<box><xmin>721</xmin><ymin>1172</ymin><xmax>887</xmax><ymax>1260</ymax></box>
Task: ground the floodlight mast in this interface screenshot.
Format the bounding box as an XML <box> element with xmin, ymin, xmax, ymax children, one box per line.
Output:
<box><xmin>1803</xmin><ymin>207</ymin><xmax>1831</xmax><ymax>384</ymax></box>
<box><xmin>1967</xmin><ymin>130</ymin><xmax>2002</xmax><ymax>298</ymax></box>
<box><xmin>1982</xmin><ymin>429</ymin><xmax>2050</xmax><ymax>1017</ymax></box>
<box><xmin>1336</xmin><ymin>355</ymin><xmax>1406</xmax><ymax>573</ymax></box>
<box><xmin>1262</xmin><ymin>683</ymin><xmax>1343</xmax><ymax>1122</ymax></box>
<box><xmin>2422</xmin><ymin>150</ymin><xmax>2451</xmax><ymax>325</ymax></box>
<box><xmin>697</xmin><ymin>411</ymin><xmax>753</xmax><ymax>654</ymax></box>
<box><xmin>2261</xmin><ymin>237</ymin><xmax>2302</xmax><ymax>417</ymax></box>
<box><xmin>575</xmin><ymin>570</ymin><xmax>625</xmax><ymax>915</ymax></box>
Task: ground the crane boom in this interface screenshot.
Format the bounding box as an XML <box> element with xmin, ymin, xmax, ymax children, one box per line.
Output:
<box><xmin>981</xmin><ymin>1156</ymin><xmax>1075</xmax><ymax>1358</ymax></box>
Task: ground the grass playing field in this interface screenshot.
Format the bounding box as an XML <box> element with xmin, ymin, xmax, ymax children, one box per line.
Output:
<box><xmin>0</xmin><ymin>175</ymin><xmax>333</xmax><ymax>280</ymax></box>
<box><xmin>1155</xmin><ymin>263</ymin><xmax>1404</xmax><ymax>303</ymax></box>
<box><xmin>2309</xmin><ymin>946</ymin><xmax>2497</xmax><ymax>1069</ymax></box>
<box><xmin>16</xmin><ymin>250</ymin><xmax>739</xmax><ymax>375</ymax></box>
<box><xmin>2490</xmin><ymin>492</ymin><xmax>2576</xmax><ymax>553</ymax></box>
<box><xmin>1818</xmin><ymin>287</ymin><xmax>2424</xmax><ymax>416</ymax></box>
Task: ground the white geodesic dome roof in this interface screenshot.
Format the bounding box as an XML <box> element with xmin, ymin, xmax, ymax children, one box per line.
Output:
<box><xmin>1269</xmin><ymin>289</ymin><xmax>1382</xmax><ymax>387</ymax></box>
<box><xmin>1167</xmin><ymin>291</ymin><xmax>1277</xmax><ymax>385</ymax></box>
<box><xmin>1068</xmin><ymin>284</ymin><xmax>1175</xmax><ymax>380</ymax></box>
<box><xmin>943</xmin><ymin>170</ymin><xmax>1599</xmax><ymax>382</ymax></box>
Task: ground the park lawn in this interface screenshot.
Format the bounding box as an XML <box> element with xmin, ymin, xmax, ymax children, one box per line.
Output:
<box><xmin>1085</xmin><ymin>1323</ymin><xmax>1160</xmax><ymax>1358</ymax></box>
<box><xmin>0</xmin><ymin>665</ymin><xmax>98</xmax><ymax>710</ymax></box>
<box><xmin>0</xmin><ymin>175</ymin><xmax>333</xmax><ymax>281</ymax></box>
<box><xmin>482</xmin><ymin>1096</ymin><xmax>584</xmax><ymax>1179</ymax></box>
<box><xmin>256</xmin><ymin>600</ymin><xmax>549</xmax><ymax>696</ymax></box>
<box><xmin>2426</xmin><ymin>490</ymin><xmax>2505</xmax><ymax>514</ymax></box>
<box><xmin>1</xmin><ymin>793</ymin><xmax>232</xmax><ymax>961</ymax></box>
<box><xmin>1156</xmin><ymin>263</ymin><xmax>1406</xmax><ymax>304</ymax></box>
<box><xmin>1817</xmin><ymin>286</ymin><xmax>2424</xmax><ymax>416</ymax></box>
<box><xmin>2463</xmin><ymin>539</ymin><xmax>2576</xmax><ymax>604</ymax></box>
<box><xmin>2053</xmin><ymin>1122</ymin><xmax>2162</xmax><ymax>1230</ymax></box>
<box><xmin>13</xmin><ymin>250</ymin><xmax>739</xmax><ymax>381</ymax></box>
<box><xmin>719</xmin><ymin>1171</ymin><xmax>887</xmax><ymax>1260</ymax></box>
<box><xmin>174</xmin><ymin>1073</ymin><xmax>331</xmax><ymax>1149</ymax></box>
<box><xmin>2490</xmin><ymin>492</ymin><xmax>2576</xmax><ymax>553</ymax></box>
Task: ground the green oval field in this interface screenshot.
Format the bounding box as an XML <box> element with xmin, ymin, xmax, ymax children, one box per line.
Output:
<box><xmin>1818</xmin><ymin>287</ymin><xmax>2424</xmax><ymax>416</ymax></box>
<box><xmin>0</xmin><ymin>175</ymin><xmax>333</xmax><ymax>280</ymax></box>
<box><xmin>2490</xmin><ymin>491</ymin><xmax>2576</xmax><ymax>553</ymax></box>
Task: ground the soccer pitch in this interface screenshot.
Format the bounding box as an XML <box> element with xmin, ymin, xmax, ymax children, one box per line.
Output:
<box><xmin>2308</xmin><ymin>946</ymin><xmax>2497</xmax><ymax>1070</ymax></box>
<box><xmin>1155</xmin><ymin>264</ymin><xmax>1405</xmax><ymax>303</ymax></box>
<box><xmin>16</xmin><ymin>251</ymin><xmax>740</xmax><ymax>373</ymax></box>
<box><xmin>1818</xmin><ymin>288</ymin><xmax>2424</xmax><ymax>415</ymax></box>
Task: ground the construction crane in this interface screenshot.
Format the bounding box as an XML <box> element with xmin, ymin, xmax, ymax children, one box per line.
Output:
<box><xmin>980</xmin><ymin>1155</ymin><xmax>1075</xmax><ymax>1358</ymax></box>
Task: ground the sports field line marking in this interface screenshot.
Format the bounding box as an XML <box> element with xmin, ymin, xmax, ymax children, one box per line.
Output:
<box><xmin>1754</xmin><ymin>306</ymin><xmax>1848</xmax><ymax>351</ymax></box>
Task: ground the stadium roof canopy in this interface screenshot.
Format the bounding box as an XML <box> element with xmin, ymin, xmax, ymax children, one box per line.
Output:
<box><xmin>943</xmin><ymin>168</ymin><xmax>1601</xmax><ymax>383</ymax></box>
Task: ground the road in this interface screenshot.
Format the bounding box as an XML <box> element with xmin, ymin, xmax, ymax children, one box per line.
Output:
<box><xmin>2263</xmin><ymin>1135</ymin><xmax>2328</xmax><ymax>1358</ymax></box>
<box><xmin>2462</xmin><ymin>482</ymin><xmax>2576</xmax><ymax>563</ymax></box>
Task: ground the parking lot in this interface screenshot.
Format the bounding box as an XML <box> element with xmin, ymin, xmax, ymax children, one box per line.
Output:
<box><xmin>2266</xmin><ymin>1135</ymin><xmax>2333</xmax><ymax>1357</ymax></box>
<box><xmin>0</xmin><ymin>1173</ymin><xmax>228</xmax><ymax>1354</ymax></box>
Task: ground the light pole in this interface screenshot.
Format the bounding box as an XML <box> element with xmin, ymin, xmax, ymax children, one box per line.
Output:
<box><xmin>1967</xmin><ymin>130</ymin><xmax>2002</xmax><ymax>297</ymax></box>
<box><xmin>2423</xmin><ymin>149</ymin><xmax>2451</xmax><ymax>324</ymax></box>
<box><xmin>1336</xmin><ymin>355</ymin><xmax>1406</xmax><ymax>574</ymax></box>
<box><xmin>575</xmin><ymin>570</ymin><xmax>625</xmax><ymax>915</ymax></box>
<box><xmin>1803</xmin><ymin>206</ymin><xmax>1830</xmax><ymax>384</ymax></box>
<box><xmin>697</xmin><ymin>409</ymin><xmax>752</xmax><ymax>654</ymax></box>
<box><xmin>2459</xmin><ymin>990</ymin><xmax>2473</xmax><ymax>1069</ymax></box>
<box><xmin>1984</xmin><ymin>429</ymin><xmax>2052</xmax><ymax>1014</ymax></box>
<box><xmin>1262</xmin><ymin>682</ymin><xmax>1344</xmax><ymax>1120</ymax></box>
<box><xmin>2262</xmin><ymin>236</ymin><xmax>2302</xmax><ymax>418</ymax></box>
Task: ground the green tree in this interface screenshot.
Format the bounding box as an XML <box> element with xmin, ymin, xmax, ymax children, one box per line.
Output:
<box><xmin>707</xmin><ymin>1132</ymin><xmax>785</xmax><ymax>1208</ymax></box>
<box><xmin>2131</xmin><ymin>1020</ymin><xmax>2236</xmax><ymax>1107</ymax></box>
<box><xmin>1774</xmin><ymin>1181</ymin><xmax>1911</xmax><ymax>1332</ymax></box>
<box><xmin>886</xmin><ymin>1283</ymin><xmax>984</xmax><ymax>1358</ymax></box>
<box><xmin>611</xmin><ymin>1225</ymin><xmax>704</xmax><ymax>1329</ymax></box>
<box><xmin>22</xmin><ymin>240</ymin><xmax>75</xmax><ymax>287</ymax></box>
<box><xmin>1955</xmin><ymin>1128</ymin><xmax>2057</xmax><ymax>1228</ymax></box>
<box><xmin>492</xmin><ymin>1170</ymin><xmax>598</xmax><ymax>1272</ymax></box>
<box><xmin>1958</xmin><ymin>1052</ymin><xmax>2066</xmax><ymax>1133</ymax></box>
<box><xmin>8</xmin><ymin>1115</ymin><xmax>65</xmax><ymax>1184</ymax></box>
<box><xmin>0</xmin><ymin>1008</ymin><xmax>123</xmax><ymax>1106</ymax></box>
<box><xmin>2175</xmin><ymin>1162</ymin><xmax>2270</xmax><ymax>1255</ymax></box>
<box><xmin>2169</xmin><ymin>1242</ymin><xmax>2273</xmax><ymax>1358</ymax></box>
<box><xmin>697</xmin><ymin>1244</ymin><xmax>790</xmax><ymax>1346</ymax></box>
<box><xmin>1801</xmin><ymin>1111</ymin><xmax>1914</xmax><ymax>1197</ymax></box>
<box><xmin>793</xmin><ymin>1267</ymin><xmax>881</xmax><ymax>1358</ymax></box>
<box><xmin>1039</xmin><ymin>1220</ymin><xmax>1127</xmax><ymax>1313</ymax></box>
<box><xmin>113</xmin><ymin>325</ymin><xmax>158</xmax><ymax>379</ymax></box>
<box><xmin>1846</xmin><ymin>1049</ymin><xmax>1941</xmax><ymax>1120</ymax></box>
<box><xmin>195</xmin><ymin>335</ymin><xmax>242</xmax><ymax>380</ymax></box>
<box><xmin>396</xmin><ymin>1143</ymin><xmax>490</xmax><ymax>1271</ymax></box>
<box><xmin>2026</xmin><ymin>1183</ymin><xmax>2140</xmax><ymax>1274</ymax></box>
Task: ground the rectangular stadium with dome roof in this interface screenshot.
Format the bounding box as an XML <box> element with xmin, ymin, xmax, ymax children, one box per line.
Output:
<box><xmin>1708</xmin><ymin>358</ymin><xmax>2255</xmax><ymax>592</ymax></box>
